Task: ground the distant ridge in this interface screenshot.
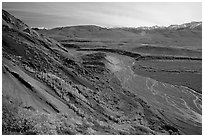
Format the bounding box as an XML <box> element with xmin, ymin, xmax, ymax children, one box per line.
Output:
<box><xmin>112</xmin><ymin>21</ymin><xmax>202</xmax><ymax>31</ymax></box>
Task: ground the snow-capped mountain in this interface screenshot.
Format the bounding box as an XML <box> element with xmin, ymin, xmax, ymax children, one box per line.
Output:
<box><xmin>168</xmin><ymin>21</ymin><xmax>202</xmax><ymax>30</ymax></box>
<box><xmin>115</xmin><ymin>21</ymin><xmax>202</xmax><ymax>31</ymax></box>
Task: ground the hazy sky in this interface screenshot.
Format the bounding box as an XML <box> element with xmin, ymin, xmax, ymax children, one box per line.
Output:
<box><xmin>2</xmin><ymin>2</ymin><xmax>202</xmax><ymax>28</ymax></box>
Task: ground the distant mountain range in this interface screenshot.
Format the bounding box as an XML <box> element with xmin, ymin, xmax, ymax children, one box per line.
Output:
<box><xmin>33</xmin><ymin>21</ymin><xmax>202</xmax><ymax>51</ymax></box>
<box><xmin>32</xmin><ymin>21</ymin><xmax>202</xmax><ymax>31</ymax></box>
<box><xmin>114</xmin><ymin>21</ymin><xmax>202</xmax><ymax>31</ymax></box>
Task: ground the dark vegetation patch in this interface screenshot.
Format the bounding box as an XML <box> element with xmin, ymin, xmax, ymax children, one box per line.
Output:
<box><xmin>132</xmin><ymin>46</ymin><xmax>201</xmax><ymax>58</ymax></box>
<box><xmin>82</xmin><ymin>61</ymin><xmax>105</xmax><ymax>66</ymax></box>
<box><xmin>61</xmin><ymin>39</ymin><xmax>92</xmax><ymax>42</ymax></box>
<box><xmin>136</xmin><ymin>55</ymin><xmax>201</xmax><ymax>61</ymax></box>
<box><xmin>81</xmin><ymin>52</ymin><xmax>106</xmax><ymax>61</ymax></box>
<box><xmin>78</xmin><ymin>48</ymin><xmax>201</xmax><ymax>61</ymax></box>
<box><xmin>61</xmin><ymin>43</ymin><xmax>80</xmax><ymax>49</ymax></box>
<box><xmin>78</xmin><ymin>48</ymin><xmax>141</xmax><ymax>58</ymax></box>
<box><xmin>80</xmin><ymin>52</ymin><xmax>107</xmax><ymax>75</ymax></box>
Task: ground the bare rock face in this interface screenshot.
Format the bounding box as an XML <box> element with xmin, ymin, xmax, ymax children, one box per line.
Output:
<box><xmin>2</xmin><ymin>10</ymin><xmax>202</xmax><ymax>135</ymax></box>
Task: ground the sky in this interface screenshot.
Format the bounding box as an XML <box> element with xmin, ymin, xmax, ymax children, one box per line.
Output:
<box><xmin>2</xmin><ymin>2</ymin><xmax>202</xmax><ymax>29</ymax></box>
